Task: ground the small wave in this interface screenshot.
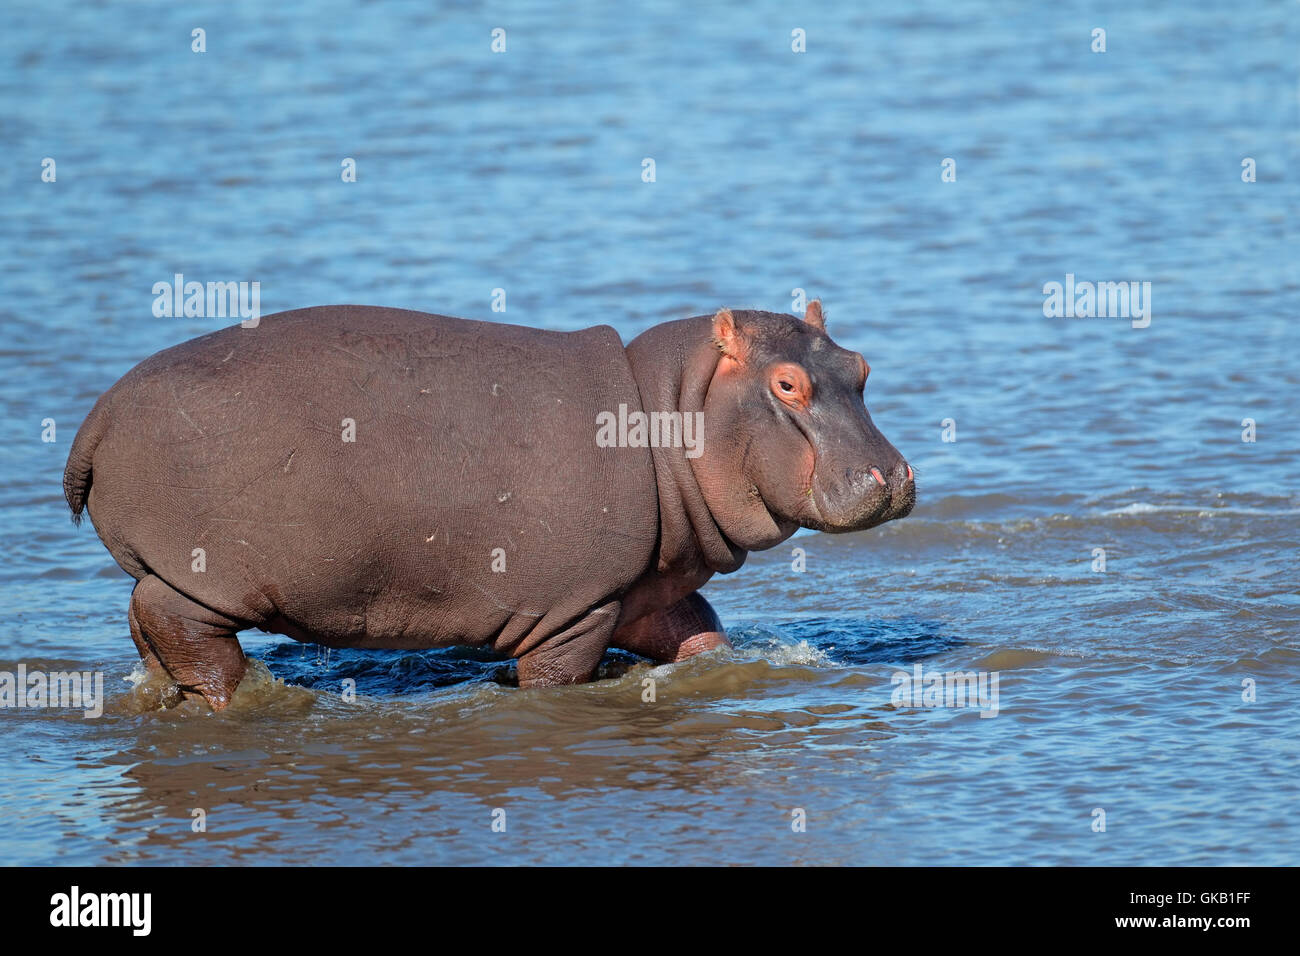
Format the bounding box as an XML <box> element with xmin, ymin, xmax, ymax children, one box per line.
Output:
<box><xmin>921</xmin><ymin>491</ymin><xmax>1081</xmax><ymax>519</ymax></box>
<box><xmin>1102</xmin><ymin>501</ymin><xmax>1300</xmax><ymax>518</ymax></box>
<box><xmin>973</xmin><ymin>648</ymin><xmax>1058</xmax><ymax>670</ymax></box>
<box><xmin>912</xmin><ymin>489</ymin><xmax>1300</xmax><ymax>525</ymax></box>
<box><xmin>747</xmin><ymin>638</ymin><xmax>838</xmax><ymax>668</ymax></box>
<box><xmin>118</xmin><ymin>658</ymin><xmax>317</xmax><ymax>717</ymax></box>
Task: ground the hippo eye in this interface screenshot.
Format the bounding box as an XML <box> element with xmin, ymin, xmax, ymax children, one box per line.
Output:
<box><xmin>770</xmin><ymin>363</ymin><xmax>812</xmax><ymax>408</ymax></box>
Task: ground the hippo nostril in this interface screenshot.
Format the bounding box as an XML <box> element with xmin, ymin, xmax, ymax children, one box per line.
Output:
<box><xmin>869</xmin><ymin>467</ymin><xmax>885</xmax><ymax>485</ymax></box>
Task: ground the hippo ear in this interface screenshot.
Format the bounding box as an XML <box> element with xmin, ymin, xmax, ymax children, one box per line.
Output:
<box><xmin>712</xmin><ymin>308</ymin><xmax>749</xmax><ymax>361</ymax></box>
<box><xmin>804</xmin><ymin>299</ymin><xmax>826</xmax><ymax>332</ymax></box>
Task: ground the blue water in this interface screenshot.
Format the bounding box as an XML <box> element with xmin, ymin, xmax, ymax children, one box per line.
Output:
<box><xmin>0</xmin><ymin>0</ymin><xmax>1296</xmax><ymax>865</ymax></box>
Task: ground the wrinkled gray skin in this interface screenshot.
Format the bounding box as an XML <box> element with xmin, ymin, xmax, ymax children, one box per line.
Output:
<box><xmin>64</xmin><ymin>301</ymin><xmax>913</xmax><ymax>709</ymax></box>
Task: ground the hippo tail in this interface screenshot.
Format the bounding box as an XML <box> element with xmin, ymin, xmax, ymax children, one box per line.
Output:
<box><xmin>63</xmin><ymin>392</ymin><xmax>112</xmax><ymax>525</ymax></box>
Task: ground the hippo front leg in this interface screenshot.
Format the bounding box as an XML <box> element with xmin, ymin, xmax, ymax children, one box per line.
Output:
<box><xmin>611</xmin><ymin>592</ymin><xmax>730</xmax><ymax>664</ymax></box>
<box><xmin>516</xmin><ymin>601</ymin><xmax>622</xmax><ymax>687</ymax></box>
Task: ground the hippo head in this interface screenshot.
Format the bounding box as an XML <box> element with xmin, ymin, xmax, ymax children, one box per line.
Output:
<box><xmin>685</xmin><ymin>301</ymin><xmax>914</xmax><ymax>551</ymax></box>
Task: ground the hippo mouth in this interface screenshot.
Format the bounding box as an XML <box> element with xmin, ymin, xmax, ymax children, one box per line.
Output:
<box><xmin>801</xmin><ymin>460</ymin><xmax>916</xmax><ymax>534</ymax></box>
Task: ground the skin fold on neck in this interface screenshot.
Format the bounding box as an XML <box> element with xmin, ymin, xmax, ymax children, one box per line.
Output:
<box><xmin>624</xmin><ymin>315</ymin><xmax>748</xmax><ymax>577</ymax></box>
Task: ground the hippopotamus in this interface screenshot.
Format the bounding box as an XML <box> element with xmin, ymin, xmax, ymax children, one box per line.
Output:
<box><xmin>64</xmin><ymin>301</ymin><xmax>914</xmax><ymax>709</ymax></box>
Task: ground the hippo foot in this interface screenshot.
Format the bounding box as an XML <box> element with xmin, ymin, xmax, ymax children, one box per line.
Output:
<box><xmin>128</xmin><ymin>575</ymin><xmax>248</xmax><ymax>711</ymax></box>
<box><xmin>611</xmin><ymin>592</ymin><xmax>730</xmax><ymax>664</ymax></box>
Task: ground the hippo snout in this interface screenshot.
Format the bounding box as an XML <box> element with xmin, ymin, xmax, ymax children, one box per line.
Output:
<box><xmin>811</xmin><ymin>456</ymin><xmax>915</xmax><ymax>532</ymax></box>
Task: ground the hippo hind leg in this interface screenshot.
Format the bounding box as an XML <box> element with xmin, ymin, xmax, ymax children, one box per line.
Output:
<box><xmin>611</xmin><ymin>592</ymin><xmax>730</xmax><ymax>664</ymax></box>
<box><xmin>129</xmin><ymin>575</ymin><xmax>248</xmax><ymax>710</ymax></box>
<box><xmin>126</xmin><ymin>588</ymin><xmax>163</xmax><ymax>672</ymax></box>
